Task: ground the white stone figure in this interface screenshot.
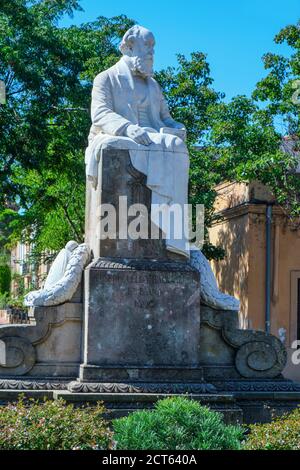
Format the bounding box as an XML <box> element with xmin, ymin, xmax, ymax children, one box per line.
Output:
<box><xmin>85</xmin><ymin>24</ymin><xmax>239</xmax><ymax>311</ymax></box>
<box><xmin>24</xmin><ymin>242</ymin><xmax>90</xmax><ymax>307</ymax></box>
<box><xmin>190</xmin><ymin>249</ymin><xmax>240</xmax><ymax>311</ymax></box>
<box><xmin>85</xmin><ymin>25</ymin><xmax>189</xmax><ymax>258</ymax></box>
<box><xmin>43</xmin><ymin>240</ymin><xmax>78</xmax><ymax>290</ymax></box>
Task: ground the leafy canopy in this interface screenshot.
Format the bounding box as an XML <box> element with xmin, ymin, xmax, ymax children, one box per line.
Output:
<box><xmin>0</xmin><ymin>0</ymin><xmax>133</xmax><ymax>252</ymax></box>
<box><xmin>0</xmin><ymin>3</ymin><xmax>299</xmax><ymax>260</ymax></box>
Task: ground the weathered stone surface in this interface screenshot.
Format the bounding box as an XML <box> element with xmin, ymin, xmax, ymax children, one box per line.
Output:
<box><xmin>200</xmin><ymin>306</ymin><xmax>287</xmax><ymax>380</ymax></box>
<box><xmin>54</xmin><ymin>390</ymin><xmax>243</xmax><ymax>424</ymax></box>
<box><xmin>80</xmin><ymin>258</ymin><xmax>201</xmax><ymax>381</ymax></box>
<box><xmin>79</xmin><ymin>365</ymin><xmax>205</xmax><ymax>383</ymax></box>
<box><xmin>0</xmin><ymin>379</ymin><xmax>68</xmax><ymax>390</ymax></box>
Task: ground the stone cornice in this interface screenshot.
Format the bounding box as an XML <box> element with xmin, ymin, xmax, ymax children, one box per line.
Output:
<box><xmin>211</xmin><ymin>202</ymin><xmax>286</xmax><ymax>225</ymax></box>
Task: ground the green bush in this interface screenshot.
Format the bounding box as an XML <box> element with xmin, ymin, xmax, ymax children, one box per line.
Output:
<box><xmin>243</xmin><ymin>407</ymin><xmax>300</xmax><ymax>450</ymax></box>
<box><xmin>0</xmin><ymin>263</ymin><xmax>11</xmax><ymax>295</ymax></box>
<box><xmin>0</xmin><ymin>397</ymin><xmax>114</xmax><ymax>450</ymax></box>
<box><xmin>113</xmin><ymin>396</ymin><xmax>243</xmax><ymax>450</ymax></box>
<box><xmin>0</xmin><ymin>292</ymin><xmax>9</xmax><ymax>309</ymax></box>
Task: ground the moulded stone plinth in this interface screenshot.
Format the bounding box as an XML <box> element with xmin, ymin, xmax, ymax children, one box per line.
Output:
<box><xmin>80</xmin><ymin>258</ymin><xmax>201</xmax><ymax>382</ymax></box>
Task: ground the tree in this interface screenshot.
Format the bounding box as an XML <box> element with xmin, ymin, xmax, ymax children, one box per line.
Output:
<box><xmin>0</xmin><ymin>0</ymin><xmax>133</xmax><ymax>253</ymax></box>
<box><xmin>0</xmin><ymin>251</ymin><xmax>11</xmax><ymax>295</ymax></box>
<box><xmin>156</xmin><ymin>53</ymin><xmax>226</xmax><ymax>259</ymax></box>
<box><xmin>2</xmin><ymin>3</ymin><xmax>299</xmax><ymax>262</ymax></box>
<box><xmin>0</xmin><ymin>2</ymin><xmax>227</xmax><ymax>259</ymax></box>
<box><xmin>208</xmin><ymin>21</ymin><xmax>300</xmax><ymax>227</ymax></box>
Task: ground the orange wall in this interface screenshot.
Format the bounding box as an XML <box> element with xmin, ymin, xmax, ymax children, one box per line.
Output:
<box><xmin>209</xmin><ymin>193</ymin><xmax>300</xmax><ymax>380</ymax></box>
<box><xmin>209</xmin><ymin>208</ymin><xmax>250</xmax><ymax>329</ymax></box>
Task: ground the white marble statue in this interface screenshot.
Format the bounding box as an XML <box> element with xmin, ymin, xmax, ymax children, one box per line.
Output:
<box><xmin>85</xmin><ymin>25</ymin><xmax>188</xmax><ymax>257</ymax></box>
<box><xmin>190</xmin><ymin>249</ymin><xmax>239</xmax><ymax>311</ymax></box>
<box><xmin>24</xmin><ymin>242</ymin><xmax>90</xmax><ymax>307</ymax></box>
<box><xmin>85</xmin><ymin>25</ymin><xmax>239</xmax><ymax>311</ymax></box>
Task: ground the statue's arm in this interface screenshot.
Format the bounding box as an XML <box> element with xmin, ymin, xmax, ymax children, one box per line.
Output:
<box><xmin>91</xmin><ymin>74</ymin><xmax>131</xmax><ymax>136</ymax></box>
<box><xmin>91</xmin><ymin>73</ymin><xmax>152</xmax><ymax>146</ymax></box>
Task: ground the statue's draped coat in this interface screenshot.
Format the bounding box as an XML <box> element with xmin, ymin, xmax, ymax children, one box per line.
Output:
<box><xmin>85</xmin><ymin>58</ymin><xmax>190</xmax><ymax>257</ymax></box>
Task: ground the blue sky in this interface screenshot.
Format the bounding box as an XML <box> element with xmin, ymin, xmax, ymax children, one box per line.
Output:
<box><xmin>61</xmin><ymin>0</ymin><xmax>299</xmax><ymax>100</ymax></box>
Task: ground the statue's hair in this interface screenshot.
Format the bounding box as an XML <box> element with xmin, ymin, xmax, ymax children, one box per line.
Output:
<box><xmin>119</xmin><ymin>25</ymin><xmax>150</xmax><ymax>55</ymax></box>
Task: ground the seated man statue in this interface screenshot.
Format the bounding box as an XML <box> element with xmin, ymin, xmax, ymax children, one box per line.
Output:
<box><xmin>85</xmin><ymin>25</ymin><xmax>239</xmax><ymax>311</ymax></box>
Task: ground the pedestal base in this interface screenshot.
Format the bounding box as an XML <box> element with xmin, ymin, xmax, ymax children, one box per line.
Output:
<box><xmin>82</xmin><ymin>258</ymin><xmax>201</xmax><ymax>379</ymax></box>
<box><xmin>1</xmin><ymin>377</ymin><xmax>300</xmax><ymax>424</ymax></box>
<box><xmin>78</xmin><ymin>365</ymin><xmax>205</xmax><ymax>383</ymax></box>
<box><xmin>54</xmin><ymin>390</ymin><xmax>243</xmax><ymax>424</ymax></box>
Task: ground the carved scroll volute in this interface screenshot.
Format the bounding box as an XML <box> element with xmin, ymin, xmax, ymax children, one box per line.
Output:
<box><xmin>201</xmin><ymin>306</ymin><xmax>287</xmax><ymax>379</ymax></box>
<box><xmin>223</xmin><ymin>328</ymin><xmax>287</xmax><ymax>379</ymax></box>
<box><xmin>0</xmin><ymin>337</ymin><xmax>36</xmax><ymax>376</ymax></box>
<box><xmin>234</xmin><ymin>339</ymin><xmax>287</xmax><ymax>379</ymax></box>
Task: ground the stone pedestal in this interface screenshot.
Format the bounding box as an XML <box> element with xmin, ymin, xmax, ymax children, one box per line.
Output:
<box><xmin>0</xmin><ymin>147</ymin><xmax>298</xmax><ymax>424</ymax></box>
<box><xmin>79</xmin><ymin>258</ymin><xmax>202</xmax><ymax>385</ymax></box>
<box><xmin>85</xmin><ymin>147</ymin><xmax>184</xmax><ymax>262</ymax></box>
<box><xmin>78</xmin><ymin>146</ymin><xmax>206</xmax><ymax>389</ymax></box>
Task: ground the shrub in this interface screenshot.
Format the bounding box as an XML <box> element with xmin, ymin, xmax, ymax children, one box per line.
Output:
<box><xmin>113</xmin><ymin>396</ymin><xmax>243</xmax><ymax>450</ymax></box>
<box><xmin>243</xmin><ymin>407</ymin><xmax>300</xmax><ymax>450</ymax></box>
<box><xmin>0</xmin><ymin>397</ymin><xmax>114</xmax><ymax>450</ymax></box>
<box><xmin>0</xmin><ymin>292</ymin><xmax>9</xmax><ymax>309</ymax></box>
<box><xmin>0</xmin><ymin>263</ymin><xmax>11</xmax><ymax>295</ymax></box>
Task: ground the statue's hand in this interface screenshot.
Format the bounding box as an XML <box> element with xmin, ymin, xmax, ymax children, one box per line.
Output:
<box><xmin>125</xmin><ymin>124</ymin><xmax>152</xmax><ymax>146</ymax></box>
<box><xmin>172</xmin><ymin>121</ymin><xmax>186</xmax><ymax>131</ymax></box>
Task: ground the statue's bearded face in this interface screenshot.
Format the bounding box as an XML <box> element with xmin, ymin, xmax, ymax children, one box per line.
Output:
<box><xmin>126</xmin><ymin>30</ymin><xmax>155</xmax><ymax>78</ymax></box>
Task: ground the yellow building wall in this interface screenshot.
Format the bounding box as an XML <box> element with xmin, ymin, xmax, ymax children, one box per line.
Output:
<box><xmin>208</xmin><ymin>181</ymin><xmax>300</xmax><ymax>380</ymax></box>
<box><xmin>209</xmin><ymin>210</ymin><xmax>249</xmax><ymax>329</ymax></box>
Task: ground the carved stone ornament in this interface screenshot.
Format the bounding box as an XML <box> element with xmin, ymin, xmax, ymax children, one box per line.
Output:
<box><xmin>212</xmin><ymin>380</ymin><xmax>300</xmax><ymax>392</ymax></box>
<box><xmin>0</xmin><ymin>337</ymin><xmax>36</xmax><ymax>375</ymax></box>
<box><xmin>0</xmin><ymin>379</ymin><xmax>68</xmax><ymax>390</ymax></box>
<box><xmin>67</xmin><ymin>381</ymin><xmax>217</xmax><ymax>394</ymax></box>
<box><xmin>24</xmin><ymin>243</ymin><xmax>90</xmax><ymax>307</ymax></box>
<box><xmin>201</xmin><ymin>306</ymin><xmax>287</xmax><ymax>379</ymax></box>
<box><xmin>0</xmin><ymin>302</ymin><xmax>82</xmax><ymax>377</ymax></box>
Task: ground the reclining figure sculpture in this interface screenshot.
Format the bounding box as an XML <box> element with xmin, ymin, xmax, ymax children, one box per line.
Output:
<box><xmin>24</xmin><ymin>241</ymin><xmax>90</xmax><ymax>307</ymax></box>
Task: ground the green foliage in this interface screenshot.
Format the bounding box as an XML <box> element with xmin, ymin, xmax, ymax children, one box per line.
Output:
<box><xmin>0</xmin><ymin>397</ymin><xmax>114</xmax><ymax>450</ymax></box>
<box><xmin>0</xmin><ymin>265</ymin><xmax>11</xmax><ymax>295</ymax></box>
<box><xmin>243</xmin><ymin>407</ymin><xmax>300</xmax><ymax>450</ymax></box>
<box><xmin>0</xmin><ymin>251</ymin><xmax>11</xmax><ymax>294</ymax></box>
<box><xmin>1</xmin><ymin>4</ymin><xmax>299</xmax><ymax>258</ymax></box>
<box><xmin>210</xmin><ymin>20</ymin><xmax>300</xmax><ymax>225</ymax></box>
<box><xmin>0</xmin><ymin>1</ymin><xmax>133</xmax><ymax>252</ymax></box>
<box><xmin>113</xmin><ymin>397</ymin><xmax>243</xmax><ymax>450</ymax></box>
<box><xmin>156</xmin><ymin>54</ymin><xmax>226</xmax><ymax>257</ymax></box>
<box><xmin>156</xmin><ymin>25</ymin><xmax>300</xmax><ymax>248</ymax></box>
<box><xmin>7</xmin><ymin>271</ymin><xmax>33</xmax><ymax>308</ymax></box>
<box><xmin>0</xmin><ymin>292</ymin><xmax>9</xmax><ymax>309</ymax></box>
<box><xmin>156</xmin><ymin>53</ymin><xmax>223</xmax><ymax>145</ymax></box>
<box><xmin>209</xmin><ymin>93</ymin><xmax>300</xmax><ymax>225</ymax></box>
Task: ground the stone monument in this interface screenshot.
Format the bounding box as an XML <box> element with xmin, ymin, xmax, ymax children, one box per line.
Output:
<box><xmin>0</xmin><ymin>25</ymin><xmax>299</xmax><ymax>424</ymax></box>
